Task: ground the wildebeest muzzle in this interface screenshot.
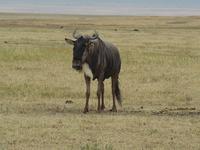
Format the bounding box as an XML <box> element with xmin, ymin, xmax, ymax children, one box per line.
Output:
<box><xmin>72</xmin><ymin>59</ymin><xmax>82</xmax><ymax>70</ymax></box>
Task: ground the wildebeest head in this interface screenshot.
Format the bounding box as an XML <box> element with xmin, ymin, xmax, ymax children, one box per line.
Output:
<box><xmin>65</xmin><ymin>30</ymin><xmax>98</xmax><ymax>70</ymax></box>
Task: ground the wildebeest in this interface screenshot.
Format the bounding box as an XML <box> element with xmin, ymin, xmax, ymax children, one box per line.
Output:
<box><xmin>65</xmin><ymin>30</ymin><xmax>122</xmax><ymax>113</ymax></box>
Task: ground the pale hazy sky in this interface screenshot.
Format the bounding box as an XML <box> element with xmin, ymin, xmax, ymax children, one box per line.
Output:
<box><xmin>0</xmin><ymin>0</ymin><xmax>200</xmax><ymax>16</ymax></box>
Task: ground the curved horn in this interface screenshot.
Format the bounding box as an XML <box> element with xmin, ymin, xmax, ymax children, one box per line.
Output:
<box><xmin>90</xmin><ymin>30</ymin><xmax>99</xmax><ymax>40</ymax></box>
<box><xmin>73</xmin><ymin>29</ymin><xmax>81</xmax><ymax>39</ymax></box>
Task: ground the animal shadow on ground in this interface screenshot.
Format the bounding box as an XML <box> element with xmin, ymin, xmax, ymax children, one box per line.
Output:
<box><xmin>62</xmin><ymin>104</ymin><xmax>200</xmax><ymax>117</ymax></box>
<box><xmin>1</xmin><ymin>102</ymin><xmax>199</xmax><ymax>117</ymax></box>
<box><xmin>122</xmin><ymin>107</ymin><xmax>200</xmax><ymax>117</ymax></box>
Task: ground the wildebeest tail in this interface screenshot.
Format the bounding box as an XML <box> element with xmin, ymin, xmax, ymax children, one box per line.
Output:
<box><xmin>115</xmin><ymin>79</ymin><xmax>122</xmax><ymax>106</ymax></box>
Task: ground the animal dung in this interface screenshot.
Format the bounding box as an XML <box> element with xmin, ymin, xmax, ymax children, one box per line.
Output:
<box><xmin>133</xmin><ymin>29</ymin><xmax>139</xmax><ymax>31</ymax></box>
<box><xmin>65</xmin><ymin>100</ymin><xmax>73</xmax><ymax>104</ymax></box>
<box><xmin>64</xmin><ymin>100</ymin><xmax>74</xmax><ymax>110</ymax></box>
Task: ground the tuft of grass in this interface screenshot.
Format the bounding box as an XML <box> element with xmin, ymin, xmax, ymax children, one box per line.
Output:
<box><xmin>81</xmin><ymin>143</ymin><xmax>113</xmax><ymax>150</ymax></box>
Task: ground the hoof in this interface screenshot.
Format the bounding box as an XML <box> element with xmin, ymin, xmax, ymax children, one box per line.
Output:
<box><xmin>83</xmin><ymin>108</ymin><xmax>89</xmax><ymax>113</ymax></box>
<box><xmin>101</xmin><ymin>105</ymin><xmax>105</xmax><ymax>110</ymax></box>
<box><xmin>97</xmin><ymin>107</ymin><xmax>102</xmax><ymax>113</ymax></box>
<box><xmin>110</xmin><ymin>107</ymin><xmax>117</xmax><ymax>112</ymax></box>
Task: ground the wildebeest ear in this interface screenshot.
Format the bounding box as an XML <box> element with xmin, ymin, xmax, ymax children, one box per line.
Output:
<box><xmin>65</xmin><ymin>38</ymin><xmax>75</xmax><ymax>45</ymax></box>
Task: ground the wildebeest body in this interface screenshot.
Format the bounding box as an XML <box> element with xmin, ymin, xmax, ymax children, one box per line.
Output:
<box><xmin>65</xmin><ymin>31</ymin><xmax>122</xmax><ymax>113</ymax></box>
<box><xmin>86</xmin><ymin>39</ymin><xmax>121</xmax><ymax>81</ymax></box>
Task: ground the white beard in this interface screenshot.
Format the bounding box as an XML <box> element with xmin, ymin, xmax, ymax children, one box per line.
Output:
<box><xmin>82</xmin><ymin>63</ymin><xmax>93</xmax><ymax>78</ymax></box>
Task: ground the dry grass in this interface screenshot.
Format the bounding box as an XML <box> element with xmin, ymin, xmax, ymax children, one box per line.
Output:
<box><xmin>0</xmin><ymin>13</ymin><xmax>200</xmax><ymax>150</ymax></box>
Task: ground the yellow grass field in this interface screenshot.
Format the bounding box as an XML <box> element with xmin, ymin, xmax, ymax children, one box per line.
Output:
<box><xmin>0</xmin><ymin>13</ymin><xmax>200</xmax><ymax>150</ymax></box>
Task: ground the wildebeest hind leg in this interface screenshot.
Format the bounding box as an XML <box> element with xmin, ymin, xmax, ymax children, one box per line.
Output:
<box><xmin>97</xmin><ymin>79</ymin><xmax>103</xmax><ymax>112</ymax></box>
<box><xmin>84</xmin><ymin>75</ymin><xmax>90</xmax><ymax>113</ymax></box>
<box><xmin>110</xmin><ymin>76</ymin><xmax>117</xmax><ymax>112</ymax></box>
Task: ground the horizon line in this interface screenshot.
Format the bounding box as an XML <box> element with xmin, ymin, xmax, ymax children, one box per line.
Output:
<box><xmin>0</xmin><ymin>8</ymin><xmax>200</xmax><ymax>16</ymax></box>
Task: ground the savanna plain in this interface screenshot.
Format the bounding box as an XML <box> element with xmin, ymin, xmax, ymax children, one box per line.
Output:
<box><xmin>0</xmin><ymin>13</ymin><xmax>200</xmax><ymax>150</ymax></box>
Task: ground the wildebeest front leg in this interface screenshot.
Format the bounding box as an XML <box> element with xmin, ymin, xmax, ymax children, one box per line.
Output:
<box><xmin>111</xmin><ymin>76</ymin><xmax>117</xmax><ymax>112</ymax></box>
<box><xmin>84</xmin><ymin>75</ymin><xmax>91</xmax><ymax>113</ymax></box>
<box><xmin>101</xmin><ymin>82</ymin><xmax>105</xmax><ymax>110</ymax></box>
